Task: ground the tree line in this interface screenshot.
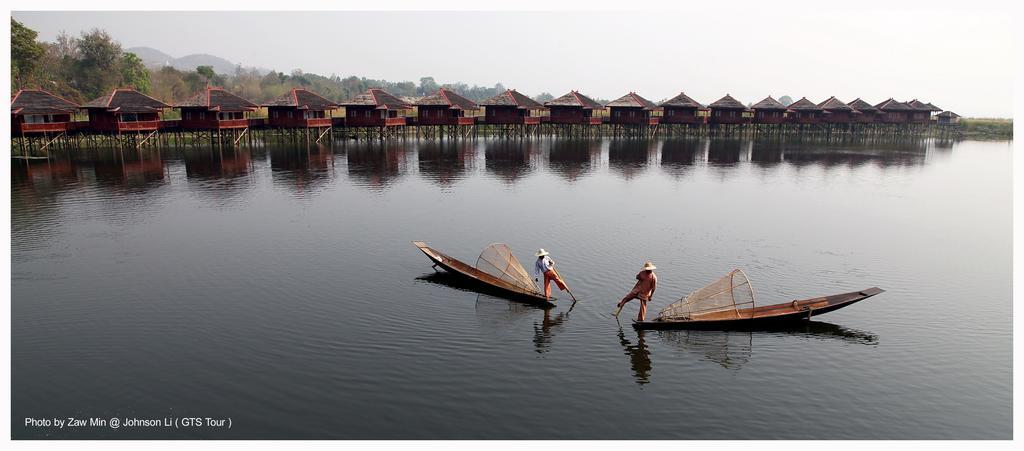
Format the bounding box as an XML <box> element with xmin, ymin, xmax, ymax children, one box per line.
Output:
<box><xmin>11</xmin><ymin>18</ymin><xmax>556</xmax><ymax>106</ymax></box>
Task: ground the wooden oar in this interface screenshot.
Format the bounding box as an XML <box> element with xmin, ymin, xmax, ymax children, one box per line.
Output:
<box><xmin>552</xmin><ymin>267</ymin><xmax>579</xmax><ymax>304</ymax></box>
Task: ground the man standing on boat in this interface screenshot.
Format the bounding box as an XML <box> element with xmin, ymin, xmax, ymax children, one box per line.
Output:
<box><xmin>614</xmin><ymin>261</ymin><xmax>658</xmax><ymax>321</ymax></box>
<box><xmin>534</xmin><ymin>249</ymin><xmax>568</xmax><ymax>300</ymax></box>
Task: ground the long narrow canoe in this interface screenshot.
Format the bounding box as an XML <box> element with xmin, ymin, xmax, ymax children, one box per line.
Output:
<box><xmin>633</xmin><ymin>287</ymin><xmax>884</xmax><ymax>330</ymax></box>
<box><xmin>413</xmin><ymin>241</ymin><xmax>556</xmax><ymax>307</ymax></box>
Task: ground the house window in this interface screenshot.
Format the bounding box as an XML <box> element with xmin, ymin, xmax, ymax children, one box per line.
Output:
<box><xmin>121</xmin><ymin>113</ymin><xmax>139</xmax><ymax>122</ymax></box>
<box><xmin>668</xmin><ymin>110</ymin><xmax>674</xmax><ymax>116</ymax></box>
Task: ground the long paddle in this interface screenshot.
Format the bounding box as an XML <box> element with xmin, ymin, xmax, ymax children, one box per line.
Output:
<box><xmin>552</xmin><ymin>267</ymin><xmax>579</xmax><ymax>304</ymax></box>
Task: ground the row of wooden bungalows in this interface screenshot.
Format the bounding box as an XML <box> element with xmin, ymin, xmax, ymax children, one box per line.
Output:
<box><xmin>11</xmin><ymin>86</ymin><xmax>961</xmax><ymax>136</ymax></box>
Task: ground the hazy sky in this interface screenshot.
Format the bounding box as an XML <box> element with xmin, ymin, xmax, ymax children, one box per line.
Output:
<box><xmin>12</xmin><ymin>8</ymin><xmax>1016</xmax><ymax>117</ymax></box>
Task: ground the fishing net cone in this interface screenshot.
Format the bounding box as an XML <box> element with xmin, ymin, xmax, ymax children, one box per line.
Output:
<box><xmin>657</xmin><ymin>269</ymin><xmax>756</xmax><ymax>321</ymax></box>
<box><xmin>475</xmin><ymin>243</ymin><xmax>539</xmax><ymax>294</ymax></box>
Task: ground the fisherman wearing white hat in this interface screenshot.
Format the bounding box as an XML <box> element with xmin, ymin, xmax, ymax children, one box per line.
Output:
<box><xmin>534</xmin><ymin>249</ymin><xmax>568</xmax><ymax>299</ymax></box>
<box><xmin>614</xmin><ymin>261</ymin><xmax>658</xmax><ymax>321</ymax></box>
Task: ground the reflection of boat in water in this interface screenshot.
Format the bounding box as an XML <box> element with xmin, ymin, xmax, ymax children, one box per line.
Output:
<box><xmin>657</xmin><ymin>321</ymin><xmax>879</xmax><ymax>370</ymax></box>
<box><xmin>634</xmin><ymin>269</ymin><xmax>884</xmax><ymax>330</ymax></box>
<box><xmin>419</xmin><ymin>270</ymin><xmax>574</xmax><ymax>353</ymax></box>
<box><xmin>413</xmin><ymin>241</ymin><xmax>555</xmax><ymax>307</ymax></box>
<box><xmin>618</xmin><ymin>320</ymin><xmax>878</xmax><ymax>380</ymax></box>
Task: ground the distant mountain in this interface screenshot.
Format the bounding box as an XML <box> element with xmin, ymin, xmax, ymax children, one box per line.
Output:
<box><xmin>126</xmin><ymin>46</ymin><xmax>267</xmax><ymax>75</ymax></box>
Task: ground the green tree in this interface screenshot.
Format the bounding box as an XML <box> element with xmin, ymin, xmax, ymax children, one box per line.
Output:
<box><xmin>73</xmin><ymin>29</ymin><xmax>123</xmax><ymax>99</ymax></box>
<box><xmin>534</xmin><ymin>92</ymin><xmax>554</xmax><ymax>103</ymax></box>
<box><xmin>121</xmin><ymin>52</ymin><xmax>151</xmax><ymax>93</ymax></box>
<box><xmin>196</xmin><ymin>65</ymin><xmax>216</xmax><ymax>83</ymax></box>
<box><xmin>418</xmin><ymin>76</ymin><xmax>439</xmax><ymax>95</ymax></box>
<box><xmin>11</xmin><ymin>18</ymin><xmax>45</xmax><ymax>89</ymax></box>
<box><xmin>779</xmin><ymin>95</ymin><xmax>794</xmax><ymax>106</ymax></box>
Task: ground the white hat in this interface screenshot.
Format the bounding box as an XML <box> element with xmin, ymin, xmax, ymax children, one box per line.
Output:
<box><xmin>642</xmin><ymin>261</ymin><xmax>657</xmax><ymax>271</ymax></box>
<box><xmin>536</xmin><ymin>249</ymin><xmax>550</xmax><ymax>257</ymax></box>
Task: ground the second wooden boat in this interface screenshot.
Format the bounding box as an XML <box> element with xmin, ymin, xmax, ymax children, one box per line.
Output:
<box><xmin>632</xmin><ymin>269</ymin><xmax>884</xmax><ymax>330</ymax></box>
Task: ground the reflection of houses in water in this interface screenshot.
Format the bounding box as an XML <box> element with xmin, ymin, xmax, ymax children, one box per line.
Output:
<box><xmin>91</xmin><ymin>150</ymin><xmax>167</xmax><ymax>190</ymax></box>
<box><xmin>608</xmin><ymin>139</ymin><xmax>658</xmax><ymax>180</ymax></box>
<box><xmin>932</xmin><ymin>139</ymin><xmax>956</xmax><ymax>151</ymax></box>
<box><xmin>780</xmin><ymin>137</ymin><xmax>928</xmax><ymax>168</ymax></box>
<box><xmin>483</xmin><ymin>139</ymin><xmax>537</xmax><ymax>184</ymax></box>
<box><xmin>12</xmin><ymin>159</ymin><xmax>82</xmax><ymax>239</ymax></box>
<box><xmin>184</xmin><ymin>148</ymin><xmax>252</xmax><ymax>180</ymax></box>
<box><xmin>345</xmin><ymin>143</ymin><xmax>408</xmax><ymax>191</ymax></box>
<box><xmin>12</xmin><ymin>158</ymin><xmax>81</xmax><ymax>189</ymax></box>
<box><xmin>618</xmin><ymin>329</ymin><xmax>652</xmax><ymax>385</ymax></box>
<box><xmin>547</xmin><ymin>139</ymin><xmax>601</xmax><ymax>182</ymax></box>
<box><xmin>660</xmin><ymin>138</ymin><xmax>707</xmax><ymax>177</ymax></box>
<box><xmin>750</xmin><ymin>139</ymin><xmax>785</xmax><ymax>166</ymax></box>
<box><xmin>270</xmin><ymin>144</ymin><xmax>337</xmax><ymax>194</ymax></box>
<box><xmin>416</xmin><ymin>140</ymin><xmax>477</xmax><ymax>187</ymax></box>
<box><xmin>183</xmin><ymin>148</ymin><xmax>255</xmax><ymax>205</ymax></box>
<box><xmin>706</xmin><ymin>138</ymin><xmax>745</xmax><ymax>166</ymax></box>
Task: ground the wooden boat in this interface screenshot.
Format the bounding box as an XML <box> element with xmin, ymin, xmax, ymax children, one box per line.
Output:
<box><xmin>413</xmin><ymin>241</ymin><xmax>555</xmax><ymax>307</ymax></box>
<box><xmin>633</xmin><ymin>287</ymin><xmax>884</xmax><ymax>330</ymax></box>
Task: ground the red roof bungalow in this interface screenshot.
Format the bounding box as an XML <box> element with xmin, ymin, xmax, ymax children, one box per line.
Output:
<box><xmin>263</xmin><ymin>88</ymin><xmax>339</xmax><ymax>128</ymax></box>
<box><xmin>340</xmin><ymin>88</ymin><xmax>414</xmax><ymax>127</ymax></box>
<box><xmin>606</xmin><ymin>92</ymin><xmax>659</xmax><ymax>126</ymax></box>
<box><xmin>658</xmin><ymin>92</ymin><xmax>705</xmax><ymax>125</ymax></box>
<box><xmin>478</xmin><ymin>89</ymin><xmax>546</xmax><ymax>125</ymax></box>
<box><xmin>750</xmin><ymin>96</ymin><xmax>788</xmax><ymax>124</ymax></box>
<box><xmin>544</xmin><ymin>90</ymin><xmax>605</xmax><ymax>125</ymax></box>
<box><xmin>847</xmin><ymin>98</ymin><xmax>879</xmax><ymax>123</ymax></box>
<box><xmin>875</xmin><ymin>98</ymin><xmax>912</xmax><ymax>124</ymax></box>
<box><xmin>82</xmin><ymin>88</ymin><xmax>169</xmax><ymax>133</ymax></box>
<box><xmin>176</xmin><ymin>87</ymin><xmax>258</xmax><ymax>130</ymax></box>
<box><xmin>413</xmin><ymin>88</ymin><xmax>478</xmax><ymax>126</ymax></box>
<box><xmin>707</xmin><ymin>94</ymin><xmax>748</xmax><ymax>125</ymax></box>
<box><xmin>817</xmin><ymin>96</ymin><xmax>855</xmax><ymax>123</ymax></box>
<box><xmin>786</xmin><ymin>97</ymin><xmax>824</xmax><ymax>124</ymax></box>
<box><xmin>11</xmin><ymin>89</ymin><xmax>79</xmax><ymax>135</ymax></box>
<box><xmin>906</xmin><ymin>99</ymin><xmax>941</xmax><ymax>124</ymax></box>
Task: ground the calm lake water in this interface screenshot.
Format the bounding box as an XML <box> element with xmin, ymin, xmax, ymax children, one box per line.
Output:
<box><xmin>11</xmin><ymin>136</ymin><xmax>1012</xmax><ymax>439</ymax></box>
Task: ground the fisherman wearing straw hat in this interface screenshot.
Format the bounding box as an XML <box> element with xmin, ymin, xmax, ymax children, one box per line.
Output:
<box><xmin>614</xmin><ymin>261</ymin><xmax>658</xmax><ymax>321</ymax></box>
<box><xmin>534</xmin><ymin>249</ymin><xmax>568</xmax><ymax>299</ymax></box>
